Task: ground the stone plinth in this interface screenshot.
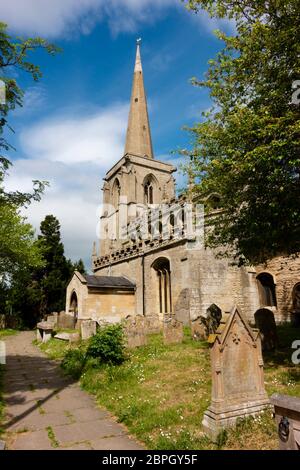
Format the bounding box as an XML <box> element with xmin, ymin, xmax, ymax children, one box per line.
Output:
<box><xmin>163</xmin><ymin>317</ymin><xmax>183</xmax><ymax>345</ymax></box>
<box><xmin>36</xmin><ymin>322</ymin><xmax>53</xmax><ymax>343</ymax></box>
<box><xmin>270</xmin><ymin>393</ymin><xmax>300</xmax><ymax>450</ymax></box>
<box><xmin>202</xmin><ymin>306</ymin><xmax>270</xmax><ymax>441</ymax></box>
<box><xmin>123</xmin><ymin>316</ymin><xmax>147</xmax><ymax>348</ymax></box>
<box><xmin>81</xmin><ymin>320</ymin><xmax>97</xmax><ymax>340</ymax></box>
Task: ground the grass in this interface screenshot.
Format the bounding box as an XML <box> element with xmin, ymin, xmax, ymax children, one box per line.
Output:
<box><xmin>38</xmin><ymin>325</ymin><xmax>300</xmax><ymax>450</ymax></box>
<box><xmin>35</xmin><ymin>337</ymin><xmax>79</xmax><ymax>361</ymax></box>
<box><xmin>46</xmin><ymin>426</ymin><xmax>59</xmax><ymax>448</ymax></box>
<box><xmin>0</xmin><ymin>329</ymin><xmax>18</xmax><ymax>340</ymax></box>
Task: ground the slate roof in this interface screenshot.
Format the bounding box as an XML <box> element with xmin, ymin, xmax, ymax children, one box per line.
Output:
<box><xmin>83</xmin><ymin>275</ymin><xmax>135</xmax><ymax>291</ymax></box>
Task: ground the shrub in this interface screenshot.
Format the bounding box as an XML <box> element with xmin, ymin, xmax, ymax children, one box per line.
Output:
<box><xmin>61</xmin><ymin>348</ymin><xmax>86</xmax><ymax>379</ymax></box>
<box><xmin>86</xmin><ymin>323</ymin><xmax>126</xmax><ymax>365</ymax></box>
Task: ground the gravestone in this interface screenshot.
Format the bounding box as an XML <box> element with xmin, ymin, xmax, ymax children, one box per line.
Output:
<box><xmin>202</xmin><ymin>306</ymin><xmax>270</xmax><ymax>441</ymax></box>
<box><xmin>123</xmin><ymin>315</ymin><xmax>147</xmax><ymax>348</ymax></box>
<box><xmin>191</xmin><ymin>304</ymin><xmax>222</xmax><ymax>341</ymax></box>
<box><xmin>254</xmin><ymin>308</ymin><xmax>278</xmax><ymax>351</ymax></box>
<box><xmin>47</xmin><ymin>312</ymin><xmax>58</xmax><ymax>328</ymax></box>
<box><xmin>145</xmin><ymin>314</ymin><xmax>161</xmax><ymax>334</ymax></box>
<box><xmin>81</xmin><ymin>320</ymin><xmax>97</xmax><ymax>340</ymax></box>
<box><xmin>191</xmin><ymin>317</ymin><xmax>207</xmax><ymax>340</ymax></box>
<box><xmin>163</xmin><ymin>316</ymin><xmax>183</xmax><ymax>345</ymax></box>
<box><xmin>57</xmin><ymin>311</ymin><xmax>75</xmax><ymax>329</ymax></box>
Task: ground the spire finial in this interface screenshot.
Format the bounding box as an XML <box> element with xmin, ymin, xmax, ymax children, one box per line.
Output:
<box><xmin>134</xmin><ymin>38</ymin><xmax>142</xmax><ymax>73</ymax></box>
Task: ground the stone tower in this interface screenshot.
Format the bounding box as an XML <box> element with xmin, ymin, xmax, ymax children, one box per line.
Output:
<box><xmin>96</xmin><ymin>40</ymin><xmax>176</xmax><ymax>258</ymax></box>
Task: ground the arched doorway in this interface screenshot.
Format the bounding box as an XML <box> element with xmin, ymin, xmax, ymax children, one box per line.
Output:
<box><xmin>254</xmin><ymin>308</ymin><xmax>278</xmax><ymax>351</ymax></box>
<box><xmin>152</xmin><ymin>257</ymin><xmax>172</xmax><ymax>315</ymax></box>
<box><xmin>256</xmin><ymin>272</ymin><xmax>277</xmax><ymax>307</ymax></box>
<box><xmin>69</xmin><ymin>291</ymin><xmax>78</xmax><ymax>327</ymax></box>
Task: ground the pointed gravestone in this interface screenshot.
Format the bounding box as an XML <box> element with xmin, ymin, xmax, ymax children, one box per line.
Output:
<box><xmin>202</xmin><ymin>306</ymin><xmax>270</xmax><ymax>441</ymax></box>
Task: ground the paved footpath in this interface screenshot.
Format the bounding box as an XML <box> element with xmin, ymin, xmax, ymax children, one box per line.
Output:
<box><xmin>2</xmin><ymin>332</ymin><xmax>143</xmax><ymax>450</ymax></box>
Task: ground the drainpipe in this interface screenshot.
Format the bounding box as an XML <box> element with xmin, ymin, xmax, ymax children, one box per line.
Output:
<box><xmin>142</xmin><ymin>253</ymin><xmax>145</xmax><ymax>316</ymax></box>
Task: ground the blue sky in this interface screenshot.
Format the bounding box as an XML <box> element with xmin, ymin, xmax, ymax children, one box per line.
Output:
<box><xmin>1</xmin><ymin>0</ymin><xmax>234</xmax><ymax>269</ymax></box>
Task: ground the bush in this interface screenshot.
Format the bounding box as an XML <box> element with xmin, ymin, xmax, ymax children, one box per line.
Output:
<box><xmin>61</xmin><ymin>348</ymin><xmax>86</xmax><ymax>379</ymax></box>
<box><xmin>86</xmin><ymin>323</ymin><xmax>126</xmax><ymax>365</ymax></box>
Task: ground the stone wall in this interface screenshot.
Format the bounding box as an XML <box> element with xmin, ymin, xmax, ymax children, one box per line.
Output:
<box><xmin>95</xmin><ymin>241</ymin><xmax>259</xmax><ymax>325</ymax></box>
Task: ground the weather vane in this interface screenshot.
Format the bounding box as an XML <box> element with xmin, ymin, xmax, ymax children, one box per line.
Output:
<box><xmin>136</xmin><ymin>38</ymin><xmax>142</xmax><ymax>45</ymax></box>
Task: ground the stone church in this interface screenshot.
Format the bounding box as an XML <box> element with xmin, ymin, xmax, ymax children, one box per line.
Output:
<box><xmin>66</xmin><ymin>41</ymin><xmax>300</xmax><ymax>331</ymax></box>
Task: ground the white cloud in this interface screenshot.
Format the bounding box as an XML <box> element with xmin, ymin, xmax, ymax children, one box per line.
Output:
<box><xmin>0</xmin><ymin>0</ymin><xmax>176</xmax><ymax>38</ymax></box>
<box><xmin>19</xmin><ymin>104</ymin><xmax>128</xmax><ymax>165</ymax></box>
<box><xmin>5</xmin><ymin>103</ymin><xmax>128</xmax><ymax>269</ymax></box>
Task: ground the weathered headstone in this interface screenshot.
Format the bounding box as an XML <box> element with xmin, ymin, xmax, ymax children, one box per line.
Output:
<box><xmin>123</xmin><ymin>315</ymin><xmax>147</xmax><ymax>348</ymax></box>
<box><xmin>191</xmin><ymin>318</ymin><xmax>207</xmax><ymax>340</ymax></box>
<box><xmin>254</xmin><ymin>308</ymin><xmax>278</xmax><ymax>351</ymax></box>
<box><xmin>163</xmin><ymin>316</ymin><xmax>183</xmax><ymax>345</ymax></box>
<box><xmin>47</xmin><ymin>312</ymin><xmax>58</xmax><ymax>328</ymax></box>
<box><xmin>54</xmin><ymin>332</ymin><xmax>80</xmax><ymax>343</ymax></box>
<box><xmin>57</xmin><ymin>311</ymin><xmax>75</xmax><ymax>329</ymax></box>
<box><xmin>202</xmin><ymin>306</ymin><xmax>270</xmax><ymax>441</ymax></box>
<box><xmin>145</xmin><ymin>314</ymin><xmax>161</xmax><ymax>334</ymax></box>
<box><xmin>191</xmin><ymin>304</ymin><xmax>222</xmax><ymax>341</ymax></box>
<box><xmin>81</xmin><ymin>320</ymin><xmax>97</xmax><ymax>340</ymax></box>
<box><xmin>270</xmin><ymin>393</ymin><xmax>300</xmax><ymax>450</ymax></box>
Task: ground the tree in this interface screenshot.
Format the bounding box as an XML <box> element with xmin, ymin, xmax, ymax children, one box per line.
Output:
<box><xmin>73</xmin><ymin>259</ymin><xmax>86</xmax><ymax>275</ymax></box>
<box><xmin>37</xmin><ymin>215</ymin><xmax>74</xmax><ymax>314</ymax></box>
<box><xmin>0</xmin><ymin>204</ymin><xmax>43</xmax><ymax>280</ymax></box>
<box><xmin>183</xmin><ymin>1</ymin><xmax>300</xmax><ymax>265</ymax></box>
<box><xmin>0</xmin><ymin>22</ymin><xmax>59</xmax><ymax>207</ymax></box>
<box><xmin>7</xmin><ymin>215</ymin><xmax>86</xmax><ymax>326</ymax></box>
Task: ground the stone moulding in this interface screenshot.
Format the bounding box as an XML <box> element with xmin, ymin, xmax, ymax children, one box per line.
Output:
<box><xmin>202</xmin><ymin>305</ymin><xmax>270</xmax><ymax>441</ymax></box>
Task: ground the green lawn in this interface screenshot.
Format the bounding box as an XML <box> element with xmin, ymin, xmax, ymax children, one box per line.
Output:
<box><xmin>0</xmin><ymin>329</ymin><xmax>18</xmax><ymax>340</ymax></box>
<box><xmin>37</xmin><ymin>325</ymin><xmax>300</xmax><ymax>450</ymax></box>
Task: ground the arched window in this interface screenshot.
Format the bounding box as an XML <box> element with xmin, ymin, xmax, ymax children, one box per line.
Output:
<box><xmin>256</xmin><ymin>273</ymin><xmax>277</xmax><ymax>307</ymax></box>
<box><xmin>143</xmin><ymin>174</ymin><xmax>157</xmax><ymax>204</ymax></box>
<box><xmin>112</xmin><ymin>178</ymin><xmax>121</xmax><ymax>209</ymax></box>
<box><xmin>152</xmin><ymin>257</ymin><xmax>172</xmax><ymax>314</ymax></box>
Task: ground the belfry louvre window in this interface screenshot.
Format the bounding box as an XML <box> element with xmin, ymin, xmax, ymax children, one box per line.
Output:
<box><xmin>153</xmin><ymin>257</ymin><xmax>172</xmax><ymax>314</ymax></box>
<box><xmin>144</xmin><ymin>180</ymin><xmax>153</xmax><ymax>204</ymax></box>
<box><xmin>256</xmin><ymin>273</ymin><xmax>277</xmax><ymax>307</ymax></box>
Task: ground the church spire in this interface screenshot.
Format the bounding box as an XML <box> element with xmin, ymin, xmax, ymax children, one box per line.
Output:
<box><xmin>124</xmin><ymin>39</ymin><xmax>154</xmax><ymax>159</ymax></box>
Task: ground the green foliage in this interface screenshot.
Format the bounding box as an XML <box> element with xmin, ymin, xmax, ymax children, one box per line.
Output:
<box><xmin>183</xmin><ymin>0</ymin><xmax>300</xmax><ymax>264</ymax></box>
<box><xmin>0</xmin><ymin>204</ymin><xmax>44</xmax><ymax>280</ymax></box>
<box><xmin>0</xmin><ymin>22</ymin><xmax>59</xmax><ymax>207</ymax></box>
<box><xmin>61</xmin><ymin>348</ymin><xmax>87</xmax><ymax>380</ymax></box>
<box><xmin>5</xmin><ymin>214</ymin><xmax>85</xmax><ymax>326</ymax></box>
<box><xmin>87</xmin><ymin>324</ymin><xmax>126</xmax><ymax>365</ymax></box>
